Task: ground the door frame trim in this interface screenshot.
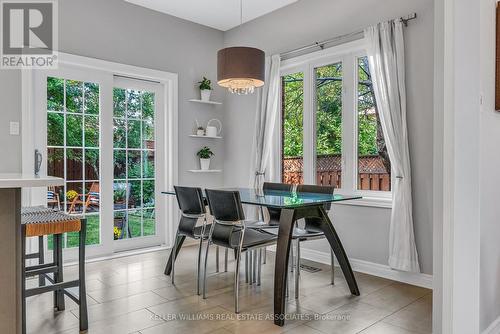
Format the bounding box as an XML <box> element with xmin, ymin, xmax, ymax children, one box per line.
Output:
<box><xmin>21</xmin><ymin>52</ymin><xmax>179</xmax><ymax>256</ymax></box>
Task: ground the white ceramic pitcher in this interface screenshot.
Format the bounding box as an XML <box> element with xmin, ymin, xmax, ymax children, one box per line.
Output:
<box><xmin>206</xmin><ymin>119</ymin><xmax>222</xmax><ymax>137</ymax></box>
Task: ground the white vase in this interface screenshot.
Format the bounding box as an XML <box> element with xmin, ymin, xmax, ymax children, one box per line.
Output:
<box><xmin>200</xmin><ymin>158</ymin><xmax>211</xmax><ymax>170</ymax></box>
<box><xmin>200</xmin><ymin>89</ymin><xmax>212</xmax><ymax>102</ymax></box>
<box><xmin>196</xmin><ymin>129</ymin><xmax>205</xmax><ymax>136</ymax></box>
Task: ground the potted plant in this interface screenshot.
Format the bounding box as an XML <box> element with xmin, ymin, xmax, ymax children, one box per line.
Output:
<box><xmin>197</xmin><ymin>146</ymin><xmax>214</xmax><ymax>170</ymax></box>
<box><xmin>196</xmin><ymin>125</ymin><xmax>205</xmax><ymax>136</ymax></box>
<box><xmin>198</xmin><ymin>77</ymin><xmax>212</xmax><ymax>101</ymax></box>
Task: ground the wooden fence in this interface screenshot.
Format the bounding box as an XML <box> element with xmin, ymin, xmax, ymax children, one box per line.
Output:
<box><xmin>283</xmin><ymin>155</ymin><xmax>391</xmax><ymax>191</ymax></box>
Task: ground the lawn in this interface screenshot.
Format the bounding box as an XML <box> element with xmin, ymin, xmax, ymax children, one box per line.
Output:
<box><xmin>48</xmin><ymin>212</ymin><xmax>155</xmax><ymax>249</ymax></box>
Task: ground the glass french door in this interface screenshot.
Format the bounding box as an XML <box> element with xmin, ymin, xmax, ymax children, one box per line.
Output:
<box><xmin>112</xmin><ymin>77</ymin><xmax>165</xmax><ymax>252</ymax></box>
<box><xmin>33</xmin><ymin>67</ymin><xmax>166</xmax><ymax>258</ymax></box>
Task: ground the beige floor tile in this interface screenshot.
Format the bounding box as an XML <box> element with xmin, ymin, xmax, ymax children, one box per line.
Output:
<box><xmin>140</xmin><ymin>306</ymin><xmax>234</xmax><ymax>334</ymax></box>
<box><xmin>282</xmin><ymin>325</ymin><xmax>325</xmax><ymax>334</ymax></box>
<box><xmin>88</xmin><ymin>277</ymin><xmax>171</xmax><ymax>302</ymax></box>
<box><xmin>27</xmin><ymin>308</ymin><xmax>80</xmax><ymax>334</ymax></box>
<box><xmin>72</xmin><ymin>291</ymin><xmax>167</xmax><ymax>322</ymax></box>
<box><xmin>359</xmin><ymin>321</ymin><xmax>423</xmax><ymax>334</ymax></box>
<box><xmin>305</xmin><ymin>301</ymin><xmax>393</xmax><ymax>334</ymax></box>
<box><xmin>383</xmin><ymin>294</ymin><xmax>432</xmax><ymax>334</ymax></box>
<box><xmin>57</xmin><ymin>309</ymin><xmax>163</xmax><ymax>334</ymax></box>
<box><xmin>359</xmin><ymin>283</ymin><xmax>430</xmax><ymax>313</ymax></box>
<box><xmin>147</xmin><ymin>295</ymin><xmax>221</xmax><ymax>318</ymax></box>
<box><xmin>26</xmin><ymin>246</ymin><xmax>432</xmax><ymax>334</ymax></box>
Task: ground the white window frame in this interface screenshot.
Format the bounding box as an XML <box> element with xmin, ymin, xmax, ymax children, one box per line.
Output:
<box><xmin>21</xmin><ymin>52</ymin><xmax>179</xmax><ymax>259</ymax></box>
<box><xmin>277</xmin><ymin>39</ymin><xmax>393</xmax><ymax>208</ymax></box>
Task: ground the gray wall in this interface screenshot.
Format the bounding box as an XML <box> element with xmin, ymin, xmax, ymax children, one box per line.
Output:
<box><xmin>0</xmin><ymin>71</ymin><xmax>22</xmax><ymax>173</ymax></box>
<box><xmin>0</xmin><ymin>0</ymin><xmax>434</xmax><ymax>275</ymax></box>
<box><xmin>480</xmin><ymin>0</ymin><xmax>500</xmax><ymax>330</ymax></box>
<box><xmin>0</xmin><ymin>0</ymin><xmax>226</xmax><ymax>189</ymax></box>
<box><xmin>223</xmin><ymin>0</ymin><xmax>434</xmax><ymax>274</ymax></box>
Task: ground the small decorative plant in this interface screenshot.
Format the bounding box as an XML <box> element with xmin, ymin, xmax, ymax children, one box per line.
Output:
<box><xmin>198</xmin><ymin>77</ymin><xmax>212</xmax><ymax>101</ymax></box>
<box><xmin>196</xmin><ymin>125</ymin><xmax>205</xmax><ymax>136</ymax></box>
<box><xmin>198</xmin><ymin>77</ymin><xmax>212</xmax><ymax>90</ymax></box>
<box><xmin>197</xmin><ymin>146</ymin><xmax>214</xmax><ymax>170</ymax></box>
<box><xmin>197</xmin><ymin>146</ymin><xmax>214</xmax><ymax>159</ymax></box>
<box><xmin>66</xmin><ymin>190</ymin><xmax>78</xmax><ymax>201</ymax></box>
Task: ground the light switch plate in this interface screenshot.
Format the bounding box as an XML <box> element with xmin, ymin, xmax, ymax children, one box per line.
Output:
<box><xmin>9</xmin><ymin>121</ymin><xmax>19</xmax><ymax>135</ymax></box>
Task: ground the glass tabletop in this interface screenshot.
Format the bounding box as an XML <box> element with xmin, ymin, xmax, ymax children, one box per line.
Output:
<box><xmin>162</xmin><ymin>187</ymin><xmax>362</xmax><ymax>209</ymax></box>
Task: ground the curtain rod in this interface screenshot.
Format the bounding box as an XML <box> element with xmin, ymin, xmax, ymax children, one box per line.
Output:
<box><xmin>280</xmin><ymin>12</ymin><xmax>417</xmax><ymax>59</ymax></box>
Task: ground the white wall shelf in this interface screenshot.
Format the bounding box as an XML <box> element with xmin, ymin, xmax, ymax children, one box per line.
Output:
<box><xmin>189</xmin><ymin>135</ymin><xmax>222</xmax><ymax>139</ymax></box>
<box><xmin>188</xmin><ymin>169</ymin><xmax>222</xmax><ymax>173</ymax></box>
<box><xmin>188</xmin><ymin>99</ymin><xmax>222</xmax><ymax>105</ymax></box>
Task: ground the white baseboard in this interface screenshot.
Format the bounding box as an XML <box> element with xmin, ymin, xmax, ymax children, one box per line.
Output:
<box><xmin>267</xmin><ymin>245</ymin><xmax>433</xmax><ymax>289</ymax></box>
<box><xmin>483</xmin><ymin>316</ymin><xmax>500</xmax><ymax>334</ymax></box>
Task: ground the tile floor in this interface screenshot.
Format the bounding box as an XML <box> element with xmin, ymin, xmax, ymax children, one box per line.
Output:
<box><xmin>26</xmin><ymin>245</ymin><xmax>432</xmax><ymax>334</ymax></box>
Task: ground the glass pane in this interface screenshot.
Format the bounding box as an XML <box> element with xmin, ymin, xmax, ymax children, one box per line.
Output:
<box><xmin>84</xmin><ymin>82</ymin><xmax>99</xmax><ymax>115</ymax></box>
<box><xmin>142</xmin><ymin>180</ymin><xmax>155</xmax><ymax>208</ymax></box>
<box><xmin>127</xmin><ymin>120</ymin><xmax>141</xmax><ymax>149</ymax></box>
<box><xmin>128</xmin><ymin>209</ymin><xmax>142</xmax><ymax>238</ymax></box>
<box><xmin>143</xmin><ymin>208</ymin><xmax>155</xmax><ymax>236</ymax></box>
<box><xmin>126</xmin><ymin>89</ymin><xmax>141</xmax><ymax>119</ymax></box>
<box><xmin>47</xmin><ymin>185</ymin><xmax>63</xmax><ymax>210</ymax></box>
<box><xmin>85</xmin><ymin>115</ymin><xmax>99</xmax><ymax>147</ymax></box>
<box><xmin>142</xmin><ymin>120</ymin><xmax>154</xmax><ymax>149</ymax></box>
<box><xmin>129</xmin><ymin>180</ymin><xmax>141</xmax><ymax>209</ymax></box>
<box><xmin>66</xmin><ymin>80</ymin><xmax>83</xmax><ymax>113</ymax></box>
<box><xmin>47</xmin><ymin>148</ymin><xmax>64</xmax><ymax>178</ymax></box>
<box><xmin>47</xmin><ymin>77</ymin><xmax>64</xmax><ymax>111</ymax></box>
<box><xmin>66</xmin><ymin>114</ymin><xmax>83</xmax><ymax>147</ymax></box>
<box><xmin>357</xmin><ymin>56</ymin><xmax>391</xmax><ymax>191</ymax></box>
<box><xmin>85</xmin><ymin>182</ymin><xmax>100</xmax><ymax>213</ymax></box>
<box><xmin>113</xmin><ymin>182</ymin><xmax>127</xmax><ymax>210</ymax></box>
<box><xmin>114</xmin><ymin>211</ymin><xmax>127</xmax><ymax>240</ymax></box>
<box><xmin>315</xmin><ymin>62</ymin><xmax>343</xmax><ymax>188</ymax></box>
<box><xmin>113</xmin><ymin>88</ymin><xmax>126</xmax><ymax>118</ymax></box>
<box><xmin>127</xmin><ymin>151</ymin><xmax>141</xmax><ymax>179</ymax></box>
<box><xmin>142</xmin><ymin>92</ymin><xmax>155</xmax><ymax>120</ymax></box>
<box><xmin>67</xmin><ymin>214</ymin><xmax>100</xmax><ymax>247</ymax></box>
<box><xmin>66</xmin><ymin>182</ymin><xmax>83</xmax><ymax>213</ymax></box>
<box><xmin>85</xmin><ymin>214</ymin><xmax>100</xmax><ymax>245</ymax></box>
<box><xmin>47</xmin><ymin>113</ymin><xmax>64</xmax><ymax>146</ymax></box>
<box><xmin>66</xmin><ymin>148</ymin><xmax>82</xmax><ymax>180</ymax></box>
<box><xmin>85</xmin><ymin>149</ymin><xmax>99</xmax><ymax>180</ymax></box>
<box><xmin>281</xmin><ymin>72</ymin><xmax>304</xmax><ymax>185</ymax></box>
<box><xmin>113</xmin><ymin>119</ymin><xmax>126</xmax><ymax>148</ymax></box>
<box><xmin>143</xmin><ymin>150</ymin><xmax>154</xmax><ymax>178</ymax></box>
<box><xmin>113</xmin><ymin>150</ymin><xmax>126</xmax><ymax>179</ymax></box>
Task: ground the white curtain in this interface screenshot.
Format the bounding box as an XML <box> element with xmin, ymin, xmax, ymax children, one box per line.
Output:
<box><xmin>364</xmin><ymin>20</ymin><xmax>420</xmax><ymax>272</ymax></box>
<box><xmin>249</xmin><ymin>54</ymin><xmax>281</xmax><ymax>189</ymax></box>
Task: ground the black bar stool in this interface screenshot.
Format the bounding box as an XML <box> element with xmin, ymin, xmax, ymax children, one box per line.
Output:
<box><xmin>21</xmin><ymin>207</ymin><xmax>88</xmax><ymax>334</ymax></box>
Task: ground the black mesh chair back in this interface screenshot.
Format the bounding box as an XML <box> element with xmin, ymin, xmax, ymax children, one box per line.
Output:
<box><xmin>174</xmin><ymin>186</ymin><xmax>205</xmax><ymax>215</ymax></box>
<box><xmin>174</xmin><ymin>186</ymin><xmax>206</xmax><ymax>237</ymax></box>
<box><xmin>263</xmin><ymin>182</ymin><xmax>293</xmax><ymax>223</ymax></box>
<box><xmin>263</xmin><ymin>182</ymin><xmax>293</xmax><ymax>192</ymax></box>
<box><xmin>205</xmin><ymin>189</ymin><xmax>245</xmax><ymax>222</ymax></box>
<box><xmin>296</xmin><ymin>184</ymin><xmax>335</xmax><ymax>210</ymax></box>
<box><xmin>205</xmin><ymin>189</ymin><xmax>246</xmax><ymax>249</ymax></box>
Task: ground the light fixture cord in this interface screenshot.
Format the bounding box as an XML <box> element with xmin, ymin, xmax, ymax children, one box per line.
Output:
<box><xmin>240</xmin><ymin>0</ymin><xmax>243</xmax><ymax>26</ymax></box>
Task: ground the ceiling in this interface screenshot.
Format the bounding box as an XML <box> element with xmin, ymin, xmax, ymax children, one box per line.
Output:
<box><xmin>124</xmin><ymin>0</ymin><xmax>298</xmax><ymax>31</ymax></box>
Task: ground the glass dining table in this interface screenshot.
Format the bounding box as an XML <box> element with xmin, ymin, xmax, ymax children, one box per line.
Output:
<box><xmin>162</xmin><ymin>187</ymin><xmax>362</xmax><ymax>326</ymax></box>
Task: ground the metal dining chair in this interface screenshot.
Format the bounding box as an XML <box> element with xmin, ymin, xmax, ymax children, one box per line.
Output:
<box><xmin>166</xmin><ymin>186</ymin><xmax>209</xmax><ymax>294</ymax></box>
<box><xmin>203</xmin><ymin>189</ymin><xmax>278</xmax><ymax>313</ymax></box>
<box><xmin>261</xmin><ymin>184</ymin><xmax>336</xmax><ymax>299</ymax></box>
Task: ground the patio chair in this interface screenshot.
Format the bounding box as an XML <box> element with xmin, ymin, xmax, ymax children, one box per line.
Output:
<box><xmin>47</xmin><ymin>186</ymin><xmax>61</xmax><ymax>211</ymax></box>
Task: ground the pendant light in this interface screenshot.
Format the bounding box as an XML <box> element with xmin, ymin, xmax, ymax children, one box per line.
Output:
<box><xmin>217</xmin><ymin>0</ymin><xmax>265</xmax><ymax>95</ymax></box>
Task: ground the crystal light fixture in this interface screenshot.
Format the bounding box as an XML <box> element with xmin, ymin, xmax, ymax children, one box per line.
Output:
<box><xmin>217</xmin><ymin>47</ymin><xmax>265</xmax><ymax>95</ymax></box>
<box><xmin>216</xmin><ymin>0</ymin><xmax>265</xmax><ymax>95</ymax></box>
